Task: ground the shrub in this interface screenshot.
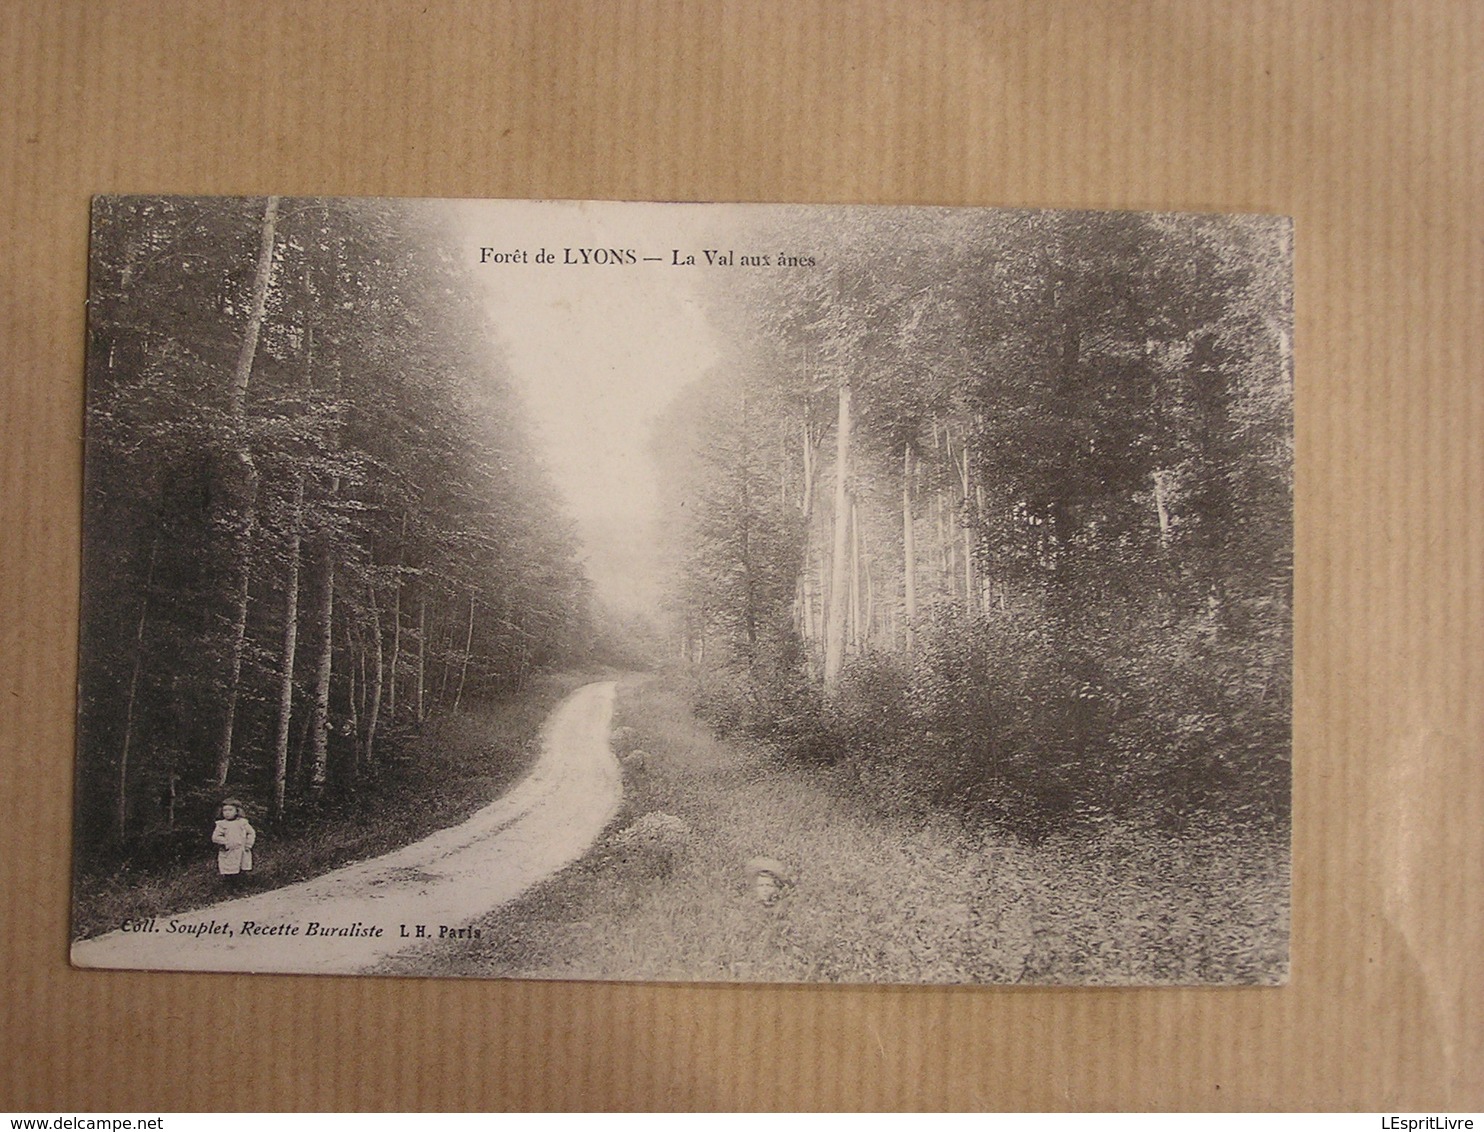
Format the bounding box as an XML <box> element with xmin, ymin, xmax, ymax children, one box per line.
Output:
<box><xmin>605</xmin><ymin>811</ymin><xmax>694</xmax><ymax>878</ymax></box>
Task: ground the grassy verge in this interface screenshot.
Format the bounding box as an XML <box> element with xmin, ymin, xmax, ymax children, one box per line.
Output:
<box><xmin>387</xmin><ymin>675</ymin><xmax>1289</xmax><ymax>984</ymax></box>
<box><xmin>71</xmin><ymin>671</ymin><xmax>594</xmax><ymax>939</ymax></box>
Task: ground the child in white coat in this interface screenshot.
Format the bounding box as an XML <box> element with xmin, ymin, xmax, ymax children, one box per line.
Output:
<box><xmin>212</xmin><ymin>798</ymin><xmax>256</xmax><ymax>886</ymax></box>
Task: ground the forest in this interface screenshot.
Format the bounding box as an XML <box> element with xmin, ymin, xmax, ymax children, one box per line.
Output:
<box><xmin>76</xmin><ymin>196</ymin><xmax>1292</xmax><ymax>907</ymax></box>
<box><xmin>653</xmin><ymin>206</ymin><xmax>1293</xmax><ymax>838</ymax></box>
<box><xmin>77</xmin><ymin>197</ymin><xmax>593</xmax><ymax>864</ymax></box>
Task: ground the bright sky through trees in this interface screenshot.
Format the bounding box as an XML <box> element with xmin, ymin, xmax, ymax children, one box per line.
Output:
<box><xmin>451</xmin><ymin>200</ymin><xmax>722</xmax><ymax>616</ymax></box>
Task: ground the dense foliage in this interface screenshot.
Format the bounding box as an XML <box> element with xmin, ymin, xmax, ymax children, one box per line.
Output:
<box><xmin>79</xmin><ymin>197</ymin><xmax>591</xmax><ymax>858</ymax></box>
<box><xmin>655</xmin><ymin>207</ymin><xmax>1292</xmax><ymax>836</ymax></box>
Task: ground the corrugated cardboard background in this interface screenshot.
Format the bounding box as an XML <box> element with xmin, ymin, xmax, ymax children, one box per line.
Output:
<box><xmin>2</xmin><ymin>0</ymin><xmax>1479</xmax><ymax>1111</ymax></box>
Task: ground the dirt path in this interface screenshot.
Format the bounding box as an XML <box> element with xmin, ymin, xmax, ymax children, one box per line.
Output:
<box><xmin>72</xmin><ymin>680</ymin><xmax>622</xmax><ymax>975</ymax></box>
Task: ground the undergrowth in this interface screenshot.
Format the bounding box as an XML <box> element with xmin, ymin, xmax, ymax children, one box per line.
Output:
<box><xmin>393</xmin><ymin>675</ymin><xmax>1288</xmax><ymax>985</ymax></box>
<box><xmin>71</xmin><ymin>672</ymin><xmax>590</xmax><ymax>939</ymax></box>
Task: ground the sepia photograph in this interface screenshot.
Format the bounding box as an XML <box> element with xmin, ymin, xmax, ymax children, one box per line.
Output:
<box><xmin>71</xmin><ymin>196</ymin><xmax>1293</xmax><ymax>984</ymax></box>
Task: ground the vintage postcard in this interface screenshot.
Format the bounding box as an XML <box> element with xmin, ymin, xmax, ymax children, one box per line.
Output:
<box><xmin>72</xmin><ymin>196</ymin><xmax>1292</xmax><ymax>983</ymax></box>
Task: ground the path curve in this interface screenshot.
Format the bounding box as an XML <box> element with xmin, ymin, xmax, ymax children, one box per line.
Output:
<box><xmin>72</xmin><ymin>680</ymin><xmax>622</xmax><ymax>975</ymax></box>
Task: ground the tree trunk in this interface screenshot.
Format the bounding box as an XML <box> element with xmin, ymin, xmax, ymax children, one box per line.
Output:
<box><xmin>903</xmin><ymin>442</ymin><xmax>917</xmax><ymax>651</ymax></box>
<box><xmin>290</xmin><ymin>706</ymin><xmax>311</xmax><ymax>792</ymax></box>
<box><xmin>365</xmin><ymin>581</ymin><xmax>383</xmax><ymax>768</ymax></box>
<box><xmin>795</xmin><ymin>418</ymin><xmax>816</xmax><ymax>646</ymax></box>
<box><xmin>387</xmin><ymin>576</ymin><xmax>401</xmax><ymax>718</ymax></box>
<box><xmin>824</xmin><ymin>378</ymin><xmax>852</xmax><ymax>690</ymax></box>
<box><xmin>115</xmin><ymin>538</ymin><xmax>158</xmax><ymax>841</ymax></box>
<box><xmin>959</xmin><ymin>440</ymin><xmax>975</xmax><ymax>614</ymax></box>
<box><xmin>349</xmin><ymin>602</ymin><xmax>367</xmax><ymax>726</ymax></box>
<box><xmin>353</xmin><ymin>618</ymin><xmax>367</xmax><ymax>731</ymax></box>
<box><xmin>849</xmin><ymin>497</ymin><xmax>862</xmax><ymax>647</ymax></box>
<box><xmin>514</xmin><ymin>623</ymin><xmax>529</xmax><ymax>693</ymax></box>
<box><xmin>308</xmin><ymin>538</ymin><xmax>335</xmax><ymax>795</ymax></box>
<box><xmin>1153</xmin><ymin>469</ymin><xmax>1172</xmax><ymax>544</ymax></box>
<box><xmin>740</xmin><ymin>387</ymin><xmax>758</xmax><ymax>661</ymax></box>
<box><xmin>343</xmin><ymin>606</ymin><xmax>360</xmax><ymax>780</ymax></box>
<box><xmin>817</xmin><ymin>536</ymin><xmax>829</xmax><ymax>665</ymax></box>
<box><xmin>228</xmin><ymin>197</ymin><xmax>279</xmax><ymax>417</ymax></box>
<box><xmin>794</xmin><ymin>556</ymin><xmax>811</xmax><ymax>644</ymax></box>
<box><xmin>453</xmin><ymin>591</ymin><xmax>475</xmax><ymax>712</ymax></box>
<box><xmin>213</xmin><ymin>494</ymin><xmax>256</xmax><ymax>787</ymax></box>
<box><xmin>933</xmin><ymin>420</ymin><xmax>952</xmax><ymax>598</ymax></box>
<box><xmin>801</xmin><ymin>419</ymin><xmax>815</xmax><ymax>515</ymax></box>
<box><xmin>939</xmin><ymin>485</ymin><xmax>953</xmax><ymax>599</ymax></box>
<box><xmin>271</xmin><ymin>473</ymin><xmax>304</xmax><ymax>818</ymax></box>
<box><xmin>416</xmin><ymin>590</ymin><xmax>427</xmax><ymax>723</ymax></box>
<box><xmin>976</xmin><ymin>481</ymin><xmax>992</xmax><ymax>611</ymax></box>
<box><xmin>780</xmin><ymin>420</ymin><xmax>789</xmax><ymax>508</ymax></box>
<box><xmin>437</xmin><ymin>614</ymin><xmax>453</xmax><ymax>707</ymax></box>
<box><xmin>861</xmin><ymin>501</ymin><xmax>875</xmax><ymax>646</ymax></box>
<box><xmin>214</xmin><ymin>195</ymin><xmax>279</xmax><ymax>786</ymax></box>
